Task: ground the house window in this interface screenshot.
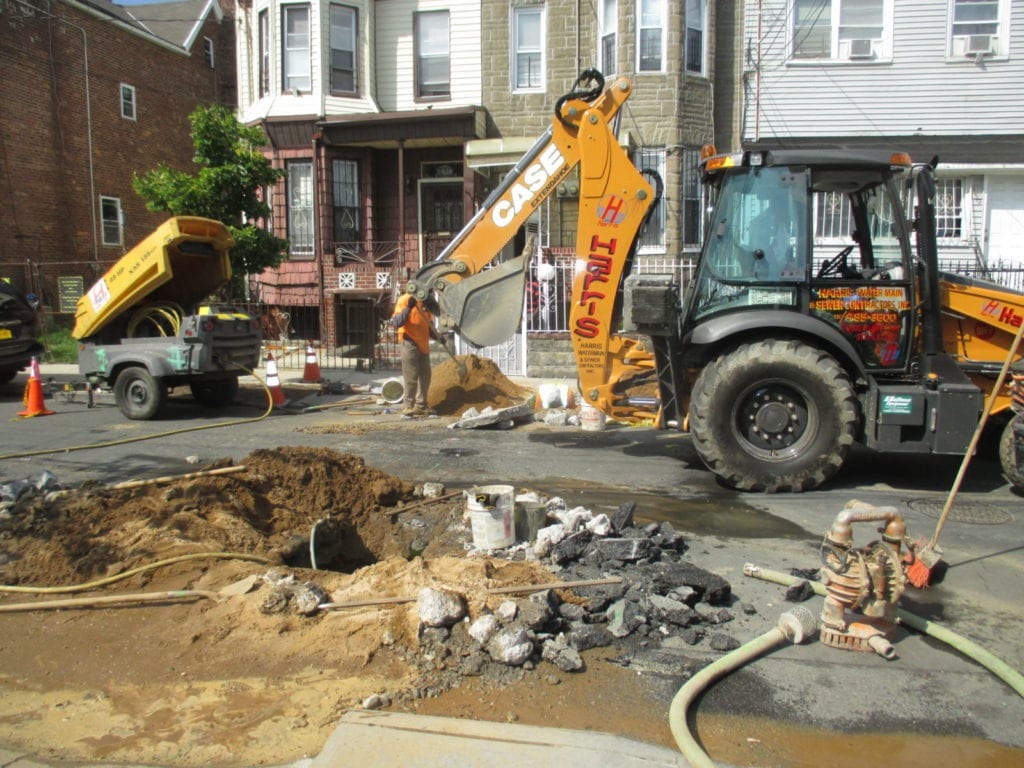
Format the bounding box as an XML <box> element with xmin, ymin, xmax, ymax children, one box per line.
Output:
<box><xmin>513</xmin><ymin>7</ymin><xmax>544</xmax><ymax>90</ymax></box>
<box><xmin>415</xmin><ymin>10</ymin><xmax>450</xmax><ymax>99</ymax></box>
<box><xmin>100</xmin><ymin>196</ymin><xmax>122</xmax><ymax>246</ymax></box>
<box><xmin>793</xmin><ymin>0</ymin><xmax>887</xmax><ymax>60</ymax></box>
<box><xmin>814</xmin><ymin>191</ymin><xmax>854</xmax><ymax>239</ymax></box>
<box><xmin>330</xmin><ymin>4</ymin><xmax>357</xmax><ymax>95</ymax></box>
<box><xmin>637</xmin><ymin>0</ymin><xmax>665</xmax><ymax>72</ymax></box>
<box><xmin>332</xmin><ymin>159</ymin><xmax>359</xmax><ymax>242</ymax></box>
<box><xmin>681</xmin><ymin>148</ymin><xmax>703</xmax><ymax>247</ymax></box>
<box><xmin>935</xmin><ymin>178</ymin><xmax>963</xmax><ymax>239</ymax></box>
<box><xmin>793</xmin><ymin>0</ymin><xmax>832</xmax><ymax>58</ymax></box>
<box><xmin>685</xmin><ymin>0</ymin><xmax>705</xmax><ymax>74</ymax></box>
<box><xmin>950</xmin><ymin>0</ymin><xmax>1001</xmax><ymax>56</ymax></box>
<box><xmin>286</xmin><ymin>160</ymin><xmax>313</xmax><ymax>257</ymax></box>
<box><xmin>203</xmin><ymin>37</ymin><xmax>215</xmax><ymax>68</ymax></box>
<box><xmin>120</xmin><ymin>84</ymin><xmax>136</xmax><ymax>120</ymax></box>
<box><xmin>599</xmin><ymin>0</ymin><xmax>617</xmax><ymax>76</ymax></box>
<box><xmin>283</xmin><ymin>4</ymin><xmax>311</xmax><ymax>93</ymax></box>
<box><xmin>258</xmin><ymin>10</ymin><xmax>270</xmax><ymax>97</ymax></box>
<box><xmin>634</xmin><ymin>147</ymin><xmax>666</xmax><ymax>251</ymax></box>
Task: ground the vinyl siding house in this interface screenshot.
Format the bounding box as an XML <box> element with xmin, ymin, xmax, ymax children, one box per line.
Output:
<box><xmin>729</xmin><ymin>0</ymin><xmax>1024</xmax><ymax>277</ymax></box>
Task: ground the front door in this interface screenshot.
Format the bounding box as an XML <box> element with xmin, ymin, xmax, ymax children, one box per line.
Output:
<box><xmin>334</xmin><ymin>297</ymin><xmax>376</xmax><ymax>359</ymax></box>
<box><xmin>420</xmin><ymin>181</ymin><xmax>463</xmax><ymax>262</ymax></box>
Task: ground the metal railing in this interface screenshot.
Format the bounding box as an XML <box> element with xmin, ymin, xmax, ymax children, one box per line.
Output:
<box><xmin>524</xmin><ymin>255</ymin><xmax>697</xmax><ymax>334</ymax></box>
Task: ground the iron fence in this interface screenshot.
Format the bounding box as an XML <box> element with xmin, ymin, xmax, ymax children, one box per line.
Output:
<box><xmin>524</xmin><ymin>255</ymin><xmax>698</xmax><ymax>334</ymax></box>
<box><xmin>10</xmin><ymin>252</ymin><xmax>1023</xmax><ymax>374</ymax></box>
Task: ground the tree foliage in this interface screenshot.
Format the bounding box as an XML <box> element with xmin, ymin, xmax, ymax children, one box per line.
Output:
<box><xmin>133</xmin><ymin>104</ymin><xmax>286</xmax><ymax>296</ymax></box>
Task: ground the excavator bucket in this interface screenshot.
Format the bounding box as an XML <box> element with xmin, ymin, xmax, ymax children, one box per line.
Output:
<box><xmin>438</xmin><ymin>254</ymin><xmax>528</xmax><ymax>348</ymax></box>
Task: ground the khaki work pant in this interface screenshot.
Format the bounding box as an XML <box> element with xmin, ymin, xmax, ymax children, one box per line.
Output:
<box><xmin>400</xmin><ymin>339</ymin><xmax>431</xmax><ymax>411</ymax></box>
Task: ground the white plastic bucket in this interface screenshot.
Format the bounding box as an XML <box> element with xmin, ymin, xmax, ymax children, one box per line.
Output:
<box><xmin>466</xmin><ymin>484</ymin><xmax>515</xmax><ymax>549</ymax></box>
<box><xmin>380</xmin><ymin>378</ymin><xmax>405</xmax><ymax>404</ymax></box>
<box><xmin>580</xmin><ymin>404</ymin><xmax>606</xmax><ymax>432</ymax></box>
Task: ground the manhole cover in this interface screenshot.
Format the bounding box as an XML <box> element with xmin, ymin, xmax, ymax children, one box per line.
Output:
<box><xmin>905</xmin><ymin>498</ymin><xmax>1014</xmax><ymax>525</ymax></box>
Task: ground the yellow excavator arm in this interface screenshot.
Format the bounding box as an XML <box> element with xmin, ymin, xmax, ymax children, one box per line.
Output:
<box><xmin>407</xmin><ymin>72</ymin><xmax>650</xmax><ymax>350</ymax></box>
<box><xmin>407</xmin><ymin>70</ymin><xmax>658</xmax><ymax>423</ymax></box>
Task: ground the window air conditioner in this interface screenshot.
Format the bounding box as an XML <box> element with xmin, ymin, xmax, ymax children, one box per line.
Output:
<box><xmin>848</xmin><ymin>39</ymin><xmax>874</xmax><ymax>59</ymax></box>
<box><xmin>966</xmin><ymin>34</ymin><xmax>993</xmax><ymax>55</ymax></box>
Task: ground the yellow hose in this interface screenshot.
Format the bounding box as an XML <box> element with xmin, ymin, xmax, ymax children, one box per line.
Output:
<box><xmin>0</xmin><ymin>363</ymin><xmax>275</xmax><ymax>461</ymax></box>
<box><xmin>0</xmin><ymin>551</ymin><xmax>269</xmax><ymax>594</ymax></box>
<box><xmin>668</xmin><ymin>606</ymin><xmax>818</xmax><ymax>767</ymax></box>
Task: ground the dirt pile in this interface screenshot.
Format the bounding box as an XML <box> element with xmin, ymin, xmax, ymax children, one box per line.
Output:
<box><xmin>429</xmin><ymin>354</ymin><xmax>531</xmax><ymax>416</ymax></box>
<box><xmin>0</xmin><ymin>446</ymin><xmax>565</xmax><ymax>767</ymax></box>
<box><xmin>0</xmin><ymin>447</ymin><xmax>418</xmax><ymax>586</ymax></box>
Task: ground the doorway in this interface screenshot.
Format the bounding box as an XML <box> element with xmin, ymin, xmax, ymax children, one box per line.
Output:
<box><xmin>420</xmin><ymin>181</ymin><xmax>463</xmax><ymax>262</ymax></box>
<box><xmin>334</xmin><ymin>297</ymin><xmax>377</xmax><ymax>359</ymax></box>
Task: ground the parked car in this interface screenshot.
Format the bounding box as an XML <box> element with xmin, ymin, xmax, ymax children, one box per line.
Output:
<box><xmin>0</xmin><ymin>283</ymin><xmax>44</xmax><ymax>383</ymax></box>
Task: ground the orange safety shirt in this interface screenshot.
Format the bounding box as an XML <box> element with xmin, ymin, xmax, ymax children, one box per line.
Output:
<box><xmin>392</xmin><ymin>294</ymin><xmax>434</xmax><ymax>354</ymax></box>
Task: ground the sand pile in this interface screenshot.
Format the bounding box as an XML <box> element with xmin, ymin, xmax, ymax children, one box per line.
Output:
<box><xmin>428</xmin><ymin>355</ymin><xmax>531</xmax><ymax>416</ymax></box>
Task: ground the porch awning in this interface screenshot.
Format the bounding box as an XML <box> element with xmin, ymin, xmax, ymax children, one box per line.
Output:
<box><xmin>318</xmin><ymin>106</ymin><xmax>487</xmax><ymax>150</ymax></box>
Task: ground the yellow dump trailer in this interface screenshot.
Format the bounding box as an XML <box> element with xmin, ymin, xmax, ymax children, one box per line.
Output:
<box><xmin>75</xmin><ymin>217</ymin><xmax>261</xmax><ymax>420</ymax></box>
<box><xmin>73</xmin><ymin>216</ymin><xmax>235</xmax><ymax>340</ymax></box>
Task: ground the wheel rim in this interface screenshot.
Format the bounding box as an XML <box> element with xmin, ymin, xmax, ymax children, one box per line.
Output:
<box><xmin>126</xmin><ymin>379</ymin><xmax>151</xmax><ymax>407</ymax></box>
<box><xmin>732</xmin><ymin>379</ymin><xmax>818</xmax><ymax>461</ymax></box>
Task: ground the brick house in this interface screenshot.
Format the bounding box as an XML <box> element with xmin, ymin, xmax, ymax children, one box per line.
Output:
<box><xmin>236</xmin><ymin>0</ymin><xmax>488</xmax><ymax>355</ymax></box>
<box><xmin>0</xmin><ymin>0</ymin><xmax>235</xmax><ymax>315</ymax></box>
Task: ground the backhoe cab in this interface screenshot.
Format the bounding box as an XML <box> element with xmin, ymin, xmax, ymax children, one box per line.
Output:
<box><xmin>632</xmin><ymin>147</ymin><xmax>1024</xmax><ymax>491</ymax></box>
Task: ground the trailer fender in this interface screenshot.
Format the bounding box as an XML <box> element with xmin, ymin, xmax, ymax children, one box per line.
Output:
<box><xmin>684</xmin><ymin>310</ymin><xmax>869</xmax><ymax>381</ymax></box>
<box><xmin>87</xmin><ymin>346</ymin><xmax>194</xmax><ymax>384</ymax></box>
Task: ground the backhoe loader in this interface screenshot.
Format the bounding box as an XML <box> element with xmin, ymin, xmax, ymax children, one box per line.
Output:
<box><xmin>407</xmin><ymin>71</ymin><xmax>1024</xmax><ymax>492</ymax></box>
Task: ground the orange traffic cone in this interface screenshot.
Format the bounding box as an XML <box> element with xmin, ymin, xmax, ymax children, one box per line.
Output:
<box><xmin>265</xmin><ymin>353</ymin><xmax>287</xmax><ymax>407</ymax></box>
<box><xmin>18</xmin><ymin>357</ymin><xmax>55</xmax><ymax>418</ymax></box>
<box><xmin>301</xmin><ymin>343</ymin><xmax>322</xmax><ymax>383</ymax></box>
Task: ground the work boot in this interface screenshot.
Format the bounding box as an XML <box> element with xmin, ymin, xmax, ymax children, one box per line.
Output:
<box><xmin>413</xmin><ymin>406</ymin><xmax>435</xmax><ymax>417</ymax></box>
<box><xmin>400</xmin><ymin>407</ymin><xmax>416</xmax><ymax>417</ymax></box>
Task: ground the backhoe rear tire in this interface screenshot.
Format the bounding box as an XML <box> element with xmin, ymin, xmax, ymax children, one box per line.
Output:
<box><xmin>999</xmin><ymin>416</ymin><xmax>1024</xmax><ymax>490</ymax></box>
<box><xmin>114</xmin><ymin>366</ymin><xmax>167</xmax><ymax>421</ymax></box>
<box><xmin>689</xmin><ymin>340</ymin><xmax>859</xmax><ymax>492</ymax></box>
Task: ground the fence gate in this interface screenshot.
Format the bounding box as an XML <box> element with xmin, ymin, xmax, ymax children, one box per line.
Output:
<box><xmin>457</xmin><ymin>329</ymin><xmax>527</xmax><ymax>378</ymax></box>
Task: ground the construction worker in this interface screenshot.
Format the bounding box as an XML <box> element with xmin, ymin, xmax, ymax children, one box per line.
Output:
<box><xmin>389</xmin><ymin>291</ymin><xmax>442</xmax><ymax>417</ymax></box>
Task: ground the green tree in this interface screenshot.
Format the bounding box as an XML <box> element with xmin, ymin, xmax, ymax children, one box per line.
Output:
<box><xmin>133</xmin><ymin>104</ymin><xmax>287</xmax><ymax>297</ymax></box>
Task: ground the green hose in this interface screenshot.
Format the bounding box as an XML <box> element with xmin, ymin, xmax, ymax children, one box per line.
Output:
<box><xmin>669</xmin><ymin>629</ymin><xmax>787</xmax><ymax>768</ymax></box>
<box><xmin>743</xmin><ymin>563</ymin><xmax>1024</xmax><ymax>699</ymax></box>
<box><xmin>668</xmin><ymin>605</ymin><xmax>818</xmax><ymax>767</ymax></box>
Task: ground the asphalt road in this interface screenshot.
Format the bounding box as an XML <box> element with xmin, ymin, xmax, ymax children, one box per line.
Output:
<box><xmin>2</xmin><ymin>365</ymin><xmax>1023</xmax><ymax>756</ymax></box>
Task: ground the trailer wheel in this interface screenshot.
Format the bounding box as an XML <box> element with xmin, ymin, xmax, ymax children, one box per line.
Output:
<box><xmin>689</xmin><ymin>340</ymin><xmax>859</xmax><ymax>492</ymax></box>
<box><xmin>114</xmin><ymin>366</ymin><xmax>166</xmax><ymax>420</ymax></box>
<box><xmin>190</xmin><ymin>377</ymin><xmax>239</xmax><ymax>408</ymax></box>
<box><xmin>999</xmin><ymin>416</ymin><xmax>1024</xmax><ymax>490</ymax></box>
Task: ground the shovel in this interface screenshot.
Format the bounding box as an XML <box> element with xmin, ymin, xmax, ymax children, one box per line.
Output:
<box><xmin>436</xmin><ymin>337</ymin><xmax>468</xmax><ymax>381</ymax></box>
